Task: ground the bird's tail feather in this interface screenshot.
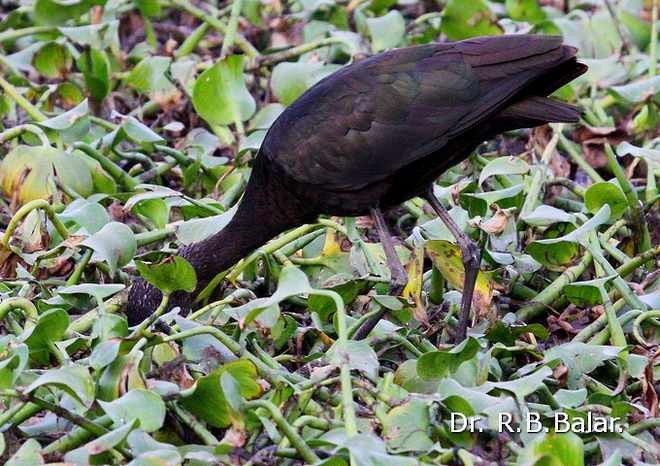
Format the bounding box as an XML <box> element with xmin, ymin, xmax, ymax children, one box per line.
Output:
<box><xmin>499</xmin><ymin>96</ymin><xmax>580</xmax><ymax>123</ymax></box>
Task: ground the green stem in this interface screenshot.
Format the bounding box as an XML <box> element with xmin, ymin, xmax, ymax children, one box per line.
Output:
<box><xmin>632</xmin><ymin>309</ymin><xmax>660</xmax><ymax>347</ymax></box>
<box><xmin>2</xmin><ymin>199</ymin><xmax>69</xmax><ymax>248</ymax></box>
<box><xmin>605</xmin><ymin>143</ymin><xmax>651</xmax><ymax>253</ymax></box>
<box><xmin>175</xmin><ymin>22</ymin><xmax>210</xmax><ymax>58</ymax></box>
<box><xmin>66</xmin><ymin>249</ymin><xmax>93</xmax><ymax>286</ymax></box>
<box><xmin>73</xmin><ymin>142</ymin><xmax>138</xmax><ymax>190</ymax></box>
<box><xmin>169</xmin><ymin>402</ymin><xmax>219</xmax><ymax>445</ymax></box>
<box><xmin>520</xmin><ymin>125</ymin><xmax>561</xmax><ymax>219</ymax></box>
<box><xmin>167</xmin><ymin>0</ymin><xmax>258</xmax><ymax>57</ymax></box>
<box><xmin>650</xmin><ymin>0</ymin><xmax>657</xmax><ymax>79</ymax></box>
<box><xmin>134</xmin><ymin>226</ymin><xmax>176</xmax><ymax>246</ymax></box>
<box><xmin>0</xmin><ymin>25</ymin><xmax>57</xmax><ymax>43</ymax></box>
<box><xmin>0</xmin><ymin>124</ymin><xmax>50</xmax><ymax>146</ymax></box>
<box><xmin>220</xmin><ymin>0</ymin><xmax>243</xmax><ymax>58</ymax></box>
<box><xmin>247</xmin><ymin>37</ymin><xmax>354</xmax><ymax>70</ymax></box>
<box><xmin>558</xmin><ymin>134</ymin><xmax>605</xmax><ymax>183</ymax></box>
<box><xmin>130</xmin><ymin>294</ymin><xmax>170</xmax><ymax>338</ymax></box>
<box><xmin>574</xmin><ymin>309</ymin><xmax>640</xmax><ymax>343</ymax></box>
<box><xmin>0</xmin><ymin>75</ymin><xmax>47</xmax><ymax>122</ymax></box>
<box><xmin>243</xmin><ymin>400</ymin><xmax>320</xmax><ymax>464</ymax></box>
<box><xmin>66</xmin><ymin>293</ymin><xmax>125</xmax><ymax>335</ymax></box>
<box><xmin>42</xmin><ymin>415</ymin><xmax>114</xmax><ymax>454</ymax></box>
<box><xmin>0</xmin><ymin>297</ymin><xmax>39</xmax><ymax>326</ymax></box>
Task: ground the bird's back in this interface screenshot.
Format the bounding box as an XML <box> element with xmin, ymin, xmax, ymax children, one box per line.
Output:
<box><xmin>261</xmin><ymin>35</ymin><xmax>584</xmax><ymax>194</ymax></box>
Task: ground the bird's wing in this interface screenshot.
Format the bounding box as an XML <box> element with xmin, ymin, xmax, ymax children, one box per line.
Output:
<box><xmin>263</xmin><ymin>35</ymin><xmax>575</xmax><ymax>191</ymax></box>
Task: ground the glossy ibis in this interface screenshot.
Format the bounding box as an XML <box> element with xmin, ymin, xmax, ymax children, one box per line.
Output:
<box><xmin>127</xmin><ymin>34</ymin><xmax>586</xmax><ymax>341</ymax></box>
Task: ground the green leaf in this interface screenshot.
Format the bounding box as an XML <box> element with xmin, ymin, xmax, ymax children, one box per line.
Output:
<box><xmin>39</xmin><ymin>99</ymin><xmax>89</xmax><ymax>131</ymax></box>
<box><xmin>564</xmin><ymin>276</ymin><xmax>616</xmax><ymax>307</ymax></box>
<box><xmin>616</xmin><ymin>141</ymin><xmax>660</xmax><ymax>164</ymax></box>
<box><xmin>193</xmin><ymin>55</ymin><xmax>256</xmax><ymax>126</ymax></box>
<box><xmin>542</xmin><ymin>342</ymin><xmax>621</xmax><ymax>388</ymax></box>
<box><xmin>33</xmin><ymin>42</ymin><xmax>72</xmax><ymax>78</ymax></box>
<box><xmin>520</xmin><ymin>205</ymin><xmax>574</xmax><ymax>227</ymax></box>
<box><xmin>416</xmin><ymin>337</ymin><xmax>480</xmax><ymax>380</ymax></box>
<box><xmin>135</xmin><ymin>256</ymin><xmax>197</xmax><ymax>295</ymax></box>
<box><xmin>327</xmin><ymin>339</ymin><xmax>379</xmax><ymax>379</ymax></box>
<box><xmin>21</xmin><ymin>308</ymin><xmax>69</xmax><ymax>364</ymax></box>
<box><xmin>126</xmin><ymin>56</ymin><xmax>177</xmax><ymax>100</ymax></box>
<box><xmin>99</xmin><ymin>389</ymin><xmax>166</xmax><ymax>432</ymax></box>
<box><xmin>0</xmin><ymin>145</ymin><xmax>94</xmax><ymax>205</ymax></box>
<box><xmin>526</xmin><ymin>205</ymin><xmax>610</xmax><ymax>267</ymax></box>
<box><xmin>516</xmin><ymin>432</ymin><xmax>584</xmax><ymax>466</ymax></box>
<box><xmin>609</xmin><ymin>76</ymin><xmax>660</xmax><ymax>104</ymax></box>
<box><xmin>486</xmin><ymin>321</ymin><xmax>549</xmax><ymax>346</ymax></box>
<box><xmin>441</xmin><ymin>0</ymin><xmax>502</xmax><ymax>40</ymax></box>
<box><xmin>25</xmin><ymin>364</ymin><xmax>95</xmax><ymax>408</ymax></box>
<box><xmin>382</xmin><ymin>399</ymin><xmax>433</xmax><ymax>453</ymax></box>
<box><xmin>270</xmin><ymin>61</ymin><xmax>335</xmax><ymax>106</ymax></box>
<box><xmin>584</xmin><ymin>182</ymin><xmax>628</xmax><ymax>222</ymax></box>
<box><xmin>77</xmin><ymin>48</ymin><xmax>111</xmax><ymax>102</ymax></box>
<box><xmin>59</xmin><ymin>21</ymin><xmax>120</xmax><ymax>49</ymax></box>
<box><xmin>478</xmin><ymin>156</ymin><xmax>529</xmax><ymax>186</ymax></box>
<box><xmin>5</xmin><ymin>439</ymin><xmax>43</xmax><ymax>466</ymax></box>
<box><xmin>505</xmin><ymin>0</ymin><xmax>546</xmax><ymax>24</ymax></box>
<box><xmin>81</xmin><ymin>222</ymin><xmax>137</xmax><ymax>275</ymax></box>
<box><xmin>180</xmin><ymin>360</ymin><xmax>261</xmax><ymax>428</ymax></box>
<box><xmin>366</xmin><ymin>11</ymin><xmax>405</xmax><ymax>52</ymax></box>
<box><xmin>34</xmin><ymin>0</ymin><xmax>91</xmax><ymax>26</ymax></box>
<box><xmin>64</xmin><ymin>421</ymin><xmax>136</xmax><ymax>465</ymax></box>
<box><xmin>58</xmin><ymin>198</ymin><xmax>110</xmax><ymax>234</ymax></box>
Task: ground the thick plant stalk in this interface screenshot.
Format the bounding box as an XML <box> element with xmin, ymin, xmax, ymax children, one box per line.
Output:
<box><xmin>2</xmin><ymin>199</ymin><xmax>69</xmax><ymax>248</ymax></box>
<box><xmin>73</xmin><ymin>143</ymin><xmax>138</xmax><ymax>190</ymax></box>
<box><xmin>604</xmin><ymin>143</ymin><xmax>651</xmax><ymax>253</ymax></box>
<box><xmin>243</xmin><ymin>400</ymin><xmax>320</xmax><ymax>464</ymax></box>
<box><xmin>558</xmin><ymin>134</ymin><xmax>605</xmax><ymax>183</ymax></box>
<box><xmin>520</xmin><ymin>124</ymin><xmax>561</xmax><ymax>219</ymax></box>
<box><xmin>0</xmin><ymin>76</ymin><xmax>47</xmax><ymax>122</ymax></box>
<box><xmin>220</xmin><ymin>0</ymin><xmax>243</xmax><ymax>58</ymax></box>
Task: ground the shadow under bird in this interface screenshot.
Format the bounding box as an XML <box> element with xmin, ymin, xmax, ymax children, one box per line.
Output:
<box><xmin>127</xmin><ymin>34</ymin><xmax>587</xmax><ymax>341</ymax></box>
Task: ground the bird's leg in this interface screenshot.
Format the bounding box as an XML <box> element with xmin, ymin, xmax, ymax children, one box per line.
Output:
<box><xmin>424</xmin><ymin>188</ymin><xmax>480</xmax><ymax>343</ymax></box>
<box><xmin>353</xmin><ymin>207</ymin><xmax>408</xmax><ymax>340</ymax></box>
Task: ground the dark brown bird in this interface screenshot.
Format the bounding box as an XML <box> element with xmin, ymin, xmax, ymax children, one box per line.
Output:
<box><xmin>127</xmin><ymin>35</ymin><xmax>586</xmax><ymax>340</ymax></box>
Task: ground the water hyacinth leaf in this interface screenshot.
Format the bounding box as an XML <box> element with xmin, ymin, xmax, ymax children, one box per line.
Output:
<box><xmin>77</xmin><ymin>48</ymin><xmax>111</xmax><ymax>102</ymax></box>
<box><xmin>526</xmin><ymin>204</ymin><xmax>610</xmax><ymax>267</ymax></box>
<box><xmin>180</xmin><ymin>360</ymin><xmax>261</xmax><ymax>428</ymax></box>
<box><xmin>382</xmin><ymin>399</ymin><xmax>434</xmax><ymax>452</ymax></box>
<box><xmin>542</xmin><ymin>342</ymin><xmax>620</xmax><ymax>388</ymax></box>
<box><xmin>21</xmin><ymin>308</ymin><xmax>69</xmax><ymax>364</ymax></box>
<box><xmin>58</xmin><ymin>283</ymin><xmax>125</xmax><ymax>300</ymax></box>
<box><xmin>478</xmin><ymin>156</ymin><xmax>529</xmax><ymax>186</ymax></box>
<box><xmin>39</xmin><ymin>99</ymin><xmax>89</xmax><ymax>131</ymax></box>
<box><xmin>0</xmin><ymin>145</ymin><xmax>94</xmax><ymax>205</ymax></box>
<box><xmin>132</xmin><ymin>198</ymin><xmax>170</xmax><ymax>229</ymax></box>
<box><xmin>0</xmin><ymin>344</ymin><xmax>28</xmax><ymax>390</ymax></box>
<box><xmin>135</xmin><ymin>256</ymin><xmax>197</xmax><ymax>294</ymax></box>
<box><xmin>249</xmin><ymin>103</ymin><xmax>285</xmax><ymax>131</ymax></box>
<box><xmin>33</xmin><ymin>42</ymin><xmax>72</xmax><ymax>78</ymax></box>
<box><xmin>486</xmin><ymin>321</ymin><xmax>549</xmax><ymax>346</ymax></box>
<box><xmin>193</xmin><ymin>55</ymin><xmax>256</xmax><ymax>126</ymax></box>
<box><xmin>327</xmin><ymin>339</ymin><xmax>379</xmax><ymax>379</ymax></box>
<box><xmin>116</xmin><ymin>117</ymin><xmax>165</xmax><ymax>146</ymax></box>
<box><xmin>175</xmin><ymin>206</ymin><xmax>236</xmax><ymax>244</ymax></box>
<box><xmin>609</xmin><ymin>75</ymin><xmax>660</xmax><ymax>104</ymax></box>
<box><xmin>520</xmin><ymin>204</ymin><xmax>574</xmax><ymax>227</ymax></box>
<box><xmin>426</xmin><ymin>240</ymin><xmax>496</xmax><ymax>316</ymax></box>
<box><xmin>126</xmin><ymin>56</ymin><xmax>177</xmax><ymax>100</ymax></box>
<box><xmin>505</xmin><ymin>0</ymin><xmax>546</xmax><ymax>24</ymax></box>
<box><xmin>33</xmin><ymin>0</ymin><xmax>92</xmax><ymax>26</ymax></box>
<box><xmin>64</xmin><ymin>421</ymin><xmax>136</xmax><ymax>465</ymax></box>
<box><xmin>81</xmin><ymin>222</ymin><xmax>137</xmax><ymax>275</ymax></box>
<box><xmin>59</xmin><ymin>21</ymin><xmax>120</xmax><ymax>49</ymax></box>
<box><xmin>564</xmin><ymin>276</ymin><xmax>616</xmax><ymax>307</ymax></box>
<box><xmin>584</xmin><ymin>182</ymin><xmax>627</xmax><ymax>222</ymax></box>
<box><xmin>58</xmin><ymin>198</ymin><xmax>110</xmax><ymax>234</ymax></box>
<box><xmin>441</xmin><ymin>0</ymin><xmax>502</xmax><ymax>40</ymax></box>
<box><xmin>416</xmin><ymin>337</ymin><xmax>479</xmax><ymax>380</ymax></box>
<box><xmin>616</xmin><ymin>141</ymin><xmax>660</xmax><ymax>163</ymax></box>
<box><xmin>25</xmin><ymin>364</ymin><xmax>95</xmax><ymax>408</ymax></box>
<box><xmin>366</xmin><ymin>10</ymin><xmax>405</xmax><ymax>52</ymax></box>
<box><xmin>489</xmin><ymin>366</ymin><xmax>552</xmax><ymax>399</ymax></box>
<box><xmin>99</xmin><ymin>389</ymin><xmax>166</xmax><ymax>432</ymax></box>
<box><xmin>516</xmin><ymin>431</ymin><xmax>584</xmax><ymax>466</ymax></box>
<box><xmin>270</xmin><ymin>61</ymin><xmax>324</xmax><ymax>106</ymax></box>
<box><xmin>5</xmin><ymin>439</ymin><xmax>43</xmax><ymax>466</ymax></box>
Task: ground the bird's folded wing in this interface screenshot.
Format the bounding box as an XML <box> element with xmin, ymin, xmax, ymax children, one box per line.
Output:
<box><xmin>263</xmin><ymin>35</ymin><xmax>576</xmax><ymax>191</ymax></box>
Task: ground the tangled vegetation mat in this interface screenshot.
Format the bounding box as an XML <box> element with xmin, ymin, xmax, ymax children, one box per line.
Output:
<box><xmin>0</xmin><ymin>0</ymin><xmax>658</xmax><ymax>464</ymax></box>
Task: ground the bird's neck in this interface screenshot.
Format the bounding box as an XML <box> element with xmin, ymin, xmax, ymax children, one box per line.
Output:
<box><xmin>180</xmin><ymin>157</ymin><xmax>312</xmax><ymax>284</ymax></box>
